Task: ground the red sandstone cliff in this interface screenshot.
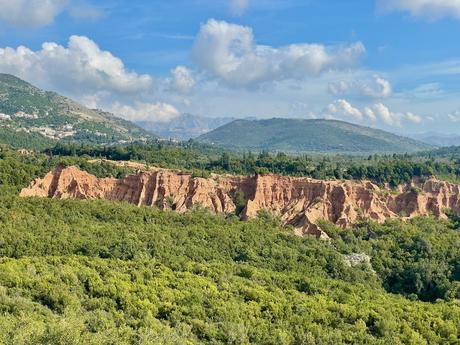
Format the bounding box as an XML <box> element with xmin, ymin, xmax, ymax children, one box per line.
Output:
<box><xmin>20</xmin><ymin>166</ymin><xmax>460</xmax><ymax>237</ymax></box>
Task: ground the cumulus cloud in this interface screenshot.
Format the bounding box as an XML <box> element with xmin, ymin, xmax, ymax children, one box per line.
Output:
<box><xmin>0</xmin><ymin>0</ymin><xmax>102</xmax><ymax>27</ymax></box>
<box><xmin>324</xmin><ymin>99</ymin><xmax>363</xmax><ymax>120</ymax></box>
<box><xmin>79</xmin><ymin>92</ymin><xmax>109</xmax><ymax>109</ymax></box>
<box><xmin>0</xmin><ymin>35</ymin><xmax>173</xmax><ymax>123</ymax></box>
<box><xmin>328</xmin><ymin>75</ymin><xmax>392</xmax><ymax>98</ymax></box>
<box><xmin>0</xmin><ymin>35</ymin><xmax>153</xmax><ymax>96</ymax></box>
<box><xmin>365</xmin><ymin>103</ymin><xmax>399</xmax><ymax>125</ymax></box>
<box><xmin>378</xmin><ymin>0</ymin><xmax>460</xmax><ymax>20</ymax></box>
<box><xmin>169</xmin><ymin>66</ymin><xmax>196</xmax><ymax>94</ymax></box>
<box><xmin>447</xmin><ymin>110</ymin><xmax>460</xmax><ymax>122</ymax></box>
<box><xmin>111</xmin><ymin>102</ymin><xmax>180</xmax><ymax>122</ymax></box>
<box><xmin>405</xmin><ymin>111</ymin><xmax>423</xmax><ymax>123</ymax></box>
<box><xmin>192</xmin><ymin>19</ymin><xmax>365</xmax><ymax>86</ymax></box>
<box><xmin>321</xmin><ymin>99</ymin><xmax>423</xmax><ymax>127</ymax></box>
<box><xmin>364</xmin><ymin>107</ymin><xmax>377</xmax><ymax>122</ymax></box>
<box><xmin>229</xmin><ymin>0</ymin><xmax>249</xmax><ymax>15</ymax></box>
<box><xmin>0</xmin><ymin>0</ymin><xmax>67</xmax><ymax>27</ymax></box>
<box><xmin>364</xmin><ymin>103</ymin><xmax>422</xmax><ymax>126</ymax></box>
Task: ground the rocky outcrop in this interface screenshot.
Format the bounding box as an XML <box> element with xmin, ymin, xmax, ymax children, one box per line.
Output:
<box><xmin>20</xmin><ymin>166</ymin><xmax>460</xmax><ymax>237</ymax></box>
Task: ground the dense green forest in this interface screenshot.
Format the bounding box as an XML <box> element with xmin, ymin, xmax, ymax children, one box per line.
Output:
<box><xmin>0</xmin><ymin>146</ymin><xmax>460</xmax><ymax>343</ymax></box>
<box><xmin>0</xmin><ymin>192</ymin><xmax>460</xmax><ymax>343</ymax></box>
<box><xmin>48</xmin><ymin>142</ymin><xmax>460</xmax><ymax>186</ymax></box>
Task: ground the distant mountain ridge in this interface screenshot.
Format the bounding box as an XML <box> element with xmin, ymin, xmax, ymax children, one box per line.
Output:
<box><xmin>0</xmin><ymin>73</ymin><xmax>153</xmax><ymax>148</ymax></box>
<box><xmin>412</xmin><ymin>132</ymin><xmax>460</xmax><ymax>147</ymax></box>
<box><xmin>197</xmin><ymin>118</ymin><xmax>432</xmax><ymax>154</ymax></box>
<box><xmin>136</xmin><ymin>113</ymin><xmax>235</xmax><ymax>140</ymax></box>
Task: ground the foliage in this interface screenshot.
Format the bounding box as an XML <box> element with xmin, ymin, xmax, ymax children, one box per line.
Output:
<box><xmin>0</xmin><ymin>127</ymin><xmax>56</xmax><ymax>150</ymax></box>
<box><xmin>0</xmin><ymin>196</ymin><xmax>459</xmax><ymax>343</ymax></box>
<box><xmin>0</xmin><ymin>148</ymin><xmax>134</xmax><ymax>193</ymax></box>
<box><xmin>0</xmin><ymin>146</ymin><xmax>460</xmax><ymax>343</ymax></box>
<box><xmin>325</xmin><ymin>218</ymin><xmax>460</xmax><ymax>302</ymax></box>
<box><xmin>0</xmin><ymin>73</ymin><xmax>153</xmax><ymax>147</ymax></box>
<box><xmin>47</xmin><ymin>142</ymin><xmax>460</xmax><ymax>186</ymax></box>
<box><xmin>234</xmin><ymin>190</ymin><xmax>246</xmax><ymax>216</ymax></box>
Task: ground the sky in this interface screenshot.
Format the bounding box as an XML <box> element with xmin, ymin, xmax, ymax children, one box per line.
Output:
<box><xmin>0</xmin><ymin>0</ymin><xmax>460</xmax><ymax>135</ymax></box>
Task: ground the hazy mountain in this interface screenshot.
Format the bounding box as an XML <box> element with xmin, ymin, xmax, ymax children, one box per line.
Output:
<box><xmin>412</xmin><ymin>132</ymin><xmax>460</xmax><ymax>147</ymax></box>
<box><xmin>198</xmin><ymin>118</ymin><xmax>432</xmax><ymax>154</ymax></box>
<box><xmin>136</xmin><ymin>113</ymin><xmax>235</xmax><ymax>140</ymax></box>
<box><xmin>0</xmin><ymin>73</ymin><xmax>153</xmax><ymax>148</ymax></box>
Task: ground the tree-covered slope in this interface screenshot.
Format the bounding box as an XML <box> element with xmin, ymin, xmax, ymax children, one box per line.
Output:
<box><xmin>0</xmin><ymin>150</ymin><xmax>459</xmax><ymax>343</ymax></box>
<box><xmin>0</xmin><ymin>73</ymin><xmax>153</xmax><ymax>148</ymax></box>
<box><xmin>0</xmin><ymin>197</ymin><xmax>459</xmax><ymax>344</ymax></box>
<box><xmin>422</xmin><ymin>145</ymin><xmax>460</xmax><ymax>159</ymax></box>
<box><xmin>198</xmin><ymin>118</ymin><xmax>432</xmax><ymax>154</ymax></box>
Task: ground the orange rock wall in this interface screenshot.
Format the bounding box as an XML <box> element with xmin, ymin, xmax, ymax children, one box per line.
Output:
<box><xmin>20</xmin><ymin>166</ymin><xmax>460</xmax><ymax>237</ymax></box>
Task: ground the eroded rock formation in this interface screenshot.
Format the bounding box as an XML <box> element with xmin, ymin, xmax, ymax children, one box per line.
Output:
<box><xmin>20</xmin><ymin>165</ymin><xmax>460</xmax><ymax>237</ymax></box>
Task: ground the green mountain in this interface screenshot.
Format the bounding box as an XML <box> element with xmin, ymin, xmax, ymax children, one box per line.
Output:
<box><xmin>198</xmin><ymin>118</ymin><xmax>432</xmax><ymax>154</ymax></box>
<box><xmin>0</xmin><ymin>73</ymin><xmax>153</xmax><ymax>149</ymax></box>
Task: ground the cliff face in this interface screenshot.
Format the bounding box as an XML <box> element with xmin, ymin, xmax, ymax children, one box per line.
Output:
<box><xmin>20</xmin><ymin>166</ymin><xmax>460</xmax><ymax>237</ymax></box>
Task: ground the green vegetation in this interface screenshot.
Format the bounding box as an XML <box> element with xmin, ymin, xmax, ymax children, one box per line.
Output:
<box><xmin>2</xmin><ymin>64</ymin><xmax>460</xmax><ymax>344</ymax></box>
<box><xmin>0</xmin><ymin>149</ymin><xmax>459</xmax><ymax>343</ymax></box>
<box><xmin>323</xmin><ymin>219</ymin><xmax>460</xmax><ymax>302</ymax></box>
<box><xmin>197</xmin><ymin>118</ymin><xmax>432</xmax><ymax>154</ymax></box>
<box><xmin>0</xmin><ymin>73</ymin><xmax>153</xmax><ymax>147</ymax></box>
<box><xmin>48</xmin><ymin>142</ymin><xmax>460</xmax><ymax>186</ymax></box>
<box><xmin>0</xmin><ymin>127</ymin><xmax>56</xmax><ymax>151</ymax></box>
<box><xmin>0</xmin><ymin>148</ymin><xmax>134</xmax><ymax>194</ymax></box>
<box><xmin>0</xmin><ymin>196</ymin><xmax>459</xmax><ymax>343</ymax></box>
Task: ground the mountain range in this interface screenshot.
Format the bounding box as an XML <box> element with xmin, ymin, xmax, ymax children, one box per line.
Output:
<box><xmin>136</xmin><ymin>113</ymin><xmax>235</xmax><ymax>140</ymax></box>
<box><xmin>411</xmin><ymin>132</ymin><xmax>460</xmax><ymax>147</ymax></box>
<box><xmin>197</xmin><ymin>118</ymin><xmax>432</xmax><ymax>154</ymax></box>
<box><xmin>0</xmin><ymin>74</ymin><xmax>434</xmax><ymax>154</ymax></box>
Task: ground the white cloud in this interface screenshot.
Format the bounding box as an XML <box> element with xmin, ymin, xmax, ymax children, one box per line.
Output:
<box><xmin>328</xmin><ymin>75</ymin><xmax>392</xmax><ymax>98</ymax></box>
<box><xmin>0</xmin><ymin>0</ymin><xmax>102</xmax><ymax>27</ymax></box>
<box><xmin>321</xmin><ymin>100</ymin><xmax>424</xmax><ymax>127</ymax></box>
<box><xmin>0</xmin><ymin>35</ymin><xmax>153</xmax><ymax>96</ymax></box>
<box><xmin>378</xmin><ymin>0</ymin><xmax>460</xmax><ymax>20</ymax></box>
<box><xmin>324</xmin><ymin>99</ymin><xmax>363</xmax><ymax>120</ymax></box>
<box><xmin>0</xmin><ymin>0</ymin><xmax>67</xmax><ymax>27</ymax></box>
<box><xmin>111</xmin><ymin>102</ymin><xmax>180</xmax><ymax>122</ymax></box>
<box><xmin>447</xmin><ymin>110</ymin><xmax>460</xmax><ymax>122</ymax></box>
<box><xmin>0</xmin><ymin>36</ymin><xmax>175</xmax><ymax>124</ymax></box>
<box><xmin>405</xmin><ymin>111</ymin><xmax>423</xmax><ymax>123</ymax></box>
<box><xmin>366</xmin><ymin>103</ymin><xmax>400</xmax><ymax>126</ymax></box>
<box><xmin>169</xmin><ymin>66</ymin><xmax>196</xmax><ymax>94</ymax></box>
<box><xmin>364</xmin><ymin>106</ymin><xmax>378</xmax><ymax>122</ymax></box>
<box><xmin>230</xmin><ymin>0</ymin><xmax>249</xmax><ymax>15</ymax></box>
<box><xmin>364</xmin><ymin>103</ymin><xmax>423</xmax><ymax>126</ymax></box>
<box><xmin>80</xmin><ymin>92</ymin><xmax>108</xmax><ymax>109</ymax></box>
<box><xmin>192</xmin><ymin>19</ymin><xmax>365</xmax><ymax>86</ymax></box>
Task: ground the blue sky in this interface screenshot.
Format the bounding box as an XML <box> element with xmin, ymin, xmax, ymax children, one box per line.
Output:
<box><xmin>0</xmin><ymin>0</ymin><xmax>460</xmax><ymax>135</ymax></box>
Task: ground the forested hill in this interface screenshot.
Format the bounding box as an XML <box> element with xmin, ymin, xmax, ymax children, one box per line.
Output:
<box><xmin>0</xmin><ymin>149</ymin><xmax>460</xmax><ymax>343</ymax></box>
<box><xmin>197</xmin><ymin>118</ymin><xmax>432</xmax><ymax>154</ymax></box>
<box><xmin>0</xmin><ymin>73</ymin><xmax>153</xmax><ymax>148</ymax></box>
